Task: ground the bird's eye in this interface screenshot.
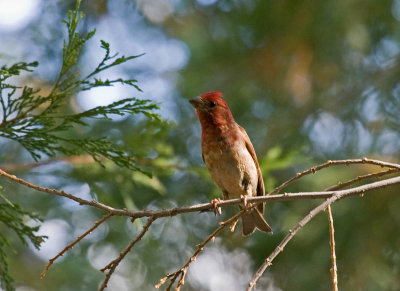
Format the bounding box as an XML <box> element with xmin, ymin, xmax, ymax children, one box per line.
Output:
<box><xmin>209</xmin><ymin>101</ymin><xmax>217</xmax><ymax>108</ymax></box>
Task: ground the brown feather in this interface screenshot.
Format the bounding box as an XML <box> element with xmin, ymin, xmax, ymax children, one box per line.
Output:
<box><xmin>238</xmin><ymin>125</ymin><xmax>266</xmax><ymax>214</ymax></box>
<box><xmin>190</xmin><ymin>91</ymin><xmax>272</xmax><ymax>235</ymax></box>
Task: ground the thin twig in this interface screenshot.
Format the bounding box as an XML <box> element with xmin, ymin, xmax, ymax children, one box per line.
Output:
<box><xmin>247</xmin><ymin>175</ymin><xmax>400</xmax><ymax>290</ymax></box>
<box><xmin>41</xmin><ymin>213</ymin><xmax>113</xmax><ymax>278</ymax></box>
<box><xmin>247</xmin><ymin>168</ymin><xmax>397</xmax><ymax>290</ymax></box>
<box><xmin>156</xmin><ymin>211</ymin><xmax>244</xmax><ymax>291</ymax></box>
<box><xmin>1</xmin><ymin>163</ymin><xmax>400</xmax><ymax>220</ymax></box>
<box><xmin>0</xmin><ymin>167</ymin><xmax>105</xmax><ymax>207</ymax></box>
<box><xmin>321</xmin><ymin>169</ymin><xmax>400</xmax><ymax>291</ymax></box>
<box><xmin>327</xmin><ymin>205</ymin><xmax>338</xmax><ymax>291</ymax></box>
<box><xmin>0</xmin><ymin>167</ymin><xmax>350</xmax><ymax>218</ymax></box>
<box><xmin>269</xmin><ymin>158</ymin><xmax>400</xmax><ymax>195</ymax></box>
<box><xmin>1</xmin><ymin>159</ymin><xmax>400</xmax><ymax>290</ymax></box>
<box><xmin>320</xmin><ymin>169</ymin><xmax>399</xmax><ymax>291</ymax></box>
<box><xmin>0</xmin><ymin>168</ymin><xmax>393</xmax><ymax>219</ymax></box>
<box><xmin>0</xmin><ymin>112</ymin><xmax>27</xmax><ymax>128</ymax></box>
<box><xmin>325</xmin><ymin>168</ymin><xmax>399</xmax><ymax>191</ymax></box>
<box><xmin>98</xmin><ymin>216</ymin><xmax>155</xmax><ymax>291</ymax></box>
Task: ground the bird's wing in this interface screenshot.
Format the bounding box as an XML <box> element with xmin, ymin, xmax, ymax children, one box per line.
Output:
<box><xmin>238</xmin><ymin>125</ymin><xmax>265</xmax><ymax>213</ymax></box>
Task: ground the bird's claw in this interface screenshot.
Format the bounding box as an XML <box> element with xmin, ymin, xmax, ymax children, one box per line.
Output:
<box><xmin>211</xmin><ymin>198</ymin><xmax>222</xmax><ymax>215</ymax></box>
<box><xmin>241</xmin><ymin>195</ymin><xmax>249</xmax><ymax>210</ymax></box>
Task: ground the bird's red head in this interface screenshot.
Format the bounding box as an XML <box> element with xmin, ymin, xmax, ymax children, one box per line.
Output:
<box><xmin>200</xmin><ymin>91</ymin><xmax>224</xmax><ymax>100</ymax></box>
<box><xmin>189</xmin><ymin>91</ymin><xmax>235</xmax><ymax>130</ymax></box>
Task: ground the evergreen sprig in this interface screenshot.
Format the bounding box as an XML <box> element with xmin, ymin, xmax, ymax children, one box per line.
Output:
<box><xmin>0</xmin><ymin>0</ymin><xmax>160</xmax><ymax>171</ymax></box>
<box><xmin>0</xmin><ymin>192</ymin><xmax>46</xmax><ymax>291</ymax></box>
<box><xmin>0</xmin><ymin>0</ymin><xmax>166</xmax><ymax>289</ymax></box>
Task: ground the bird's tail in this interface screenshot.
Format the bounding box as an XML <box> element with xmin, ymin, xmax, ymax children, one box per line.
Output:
<box><xmin>242</xmin><ymin>208</ymin><xmax>272</xmax><ymax>236</ymax></box>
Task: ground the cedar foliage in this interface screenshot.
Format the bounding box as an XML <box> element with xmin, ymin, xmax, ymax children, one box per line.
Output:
<box><xmin>0</xmin><ymin>1</ymin><xmax>162</xmax><ymax>289</ymax></box>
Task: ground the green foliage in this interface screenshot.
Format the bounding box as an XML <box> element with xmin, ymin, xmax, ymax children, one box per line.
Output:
<box><xmin>0</xmin><ymin>191</ymin><xmax>46</xmax><ymax>291</ymax></box>
<box><xmin>0</xmin><ymin>0</ymin><xmax>159</xmax><ymax>172</ymax></box>
<box><xmin>0</xmin><ymin>1</ymin><xmax>168</xmax><ymax>290</ymax></box>
<box><xmin>259</xmin><ymin>146</ymin><xmax>304</xmax><ymax>191</ymax></box>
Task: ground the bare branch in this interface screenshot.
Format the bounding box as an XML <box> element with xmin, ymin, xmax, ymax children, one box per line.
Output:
<box><xmin>2</xmin><ymin>159</ymin><xmax>400</xmax><ymax>290</ymax></box>
<box><xmin>247</xmin><ymin>175</ymin><xmax>400</xmax><ymax>290</ymax></box>
<box><xmin>247</xmin><ymin>167</ymin><xmax>399</xmax><ymax>290</ymax></box>
<box><xmin>0</xmin><ymin>167</ymin><xmax>389</xmax><ymax>220</ymax></box>
<box><xmin>327</xmin><ymin>205</ymin><xmax>338</xmax><ymax>291</ymax></box>
<box><xmin>41</xmin><ymin>213</ymin><xmax>113</xmax><ymax>278</ymax></box>
<box><xmin>0</xmin><ymin>167</ymin><xmax>105</xmax><ymax>207</ymax></box>
<box><xmin>98</xmin><ymin>216</ymin><xmax>155</xmax><ymax>291</ymax></box>
<box><xmin>325</xmin><ymin>168</ymin><xmax>399</xmax><ymax>191</ymax></box>
<box><xmin>0</xmin><ymin>167</ymin><xmax>345</xmax><ymax>219</ymax></box>
<box><xmin>269</xmin><ymin>158</ymin><xmax>400</xmax><ymax>195</ymax></box>
<box><xmin>156</xmin><ymin>210</ymin><xmax>244</xmax><ymax>291</ymax></box>
<box><xmin>1</xmin><ymin>163</ymin><xmax>400</xmax><ymax>220</ymax></box>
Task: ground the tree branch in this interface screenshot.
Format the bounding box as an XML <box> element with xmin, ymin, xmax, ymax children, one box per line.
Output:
<box><xmin>155</xmin><ymin>210</ymin><xmax>244</xmax><ymax>291</ymax></box>
<box><xmin>1</xmin><ymin>158</ymin><xmax>400</xmax><ymax>290</ymax></box>
<box><xmin>327</xmin><ymin>205</ymin><xmax>338</xmax><ymax>291</ymax></box>
<box><xmin>1</xmin><ymin>165</ymin><xmax>400</xmax><ymax>220</ymax></box>
<box><xmin>325</xmin><ymin>168</ymin><xmax>398</xmax><ymax>191</ymax></box>
<box><xmin>247</xmin><ymin>175</ymin><xmax>400</xmax><ymax>290</ymax></box>
<box><xmin>2</xmin><ymin>167</ymin><xmax>400</xmax><ymax>220</ymax></box>
<box><xmin>41</xmin><ymin>213</ymin><xmax>113</xmax><ymax>278</ymax></box>
<box><xmin>98</xmin><ymin>216</ymin><xmax>155</xmax><ymax>291</ymax></box>
<box><xmin>269</xmin><ymin>158</ymin><xmax>400</xmax><ymax>195</ymax></box>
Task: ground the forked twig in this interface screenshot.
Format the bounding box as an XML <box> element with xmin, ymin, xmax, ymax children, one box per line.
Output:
<box><xmin>247</xmin><ymin>168</ymin><xmax>399</xmax><ymax>290</ymax></box>
<box><xmin>156</xmin><ymin>211</ymin><xmax>244</xmax><ymax>291</ymax></box>
<box><xmin>269</xmin><ymin>158</ymin><xmax>400</xmax><ymax>195</ymax></box>
<box><xmin>247</xmin><ymin>175</ymin><xmax>400</xmax><ymax>290</ymax></box>
<box><xmin>98</xmin><ymin>216</ymin><xmax>155</xmax><ymax>291</ymax></box>
<box><xmin>325</xmin><ymin>168</ymin><xmax>398</xmax><ymax>191</ymax></box>
<box><xmin>41</xmin><ymin>213</ymin><xmax>113</xmax><ymax>278</ymax></box>
<box><xmin>0</xmin><ymin>168</ymin><xmax>335</xmax><ymax>218</ymax></box>
<box><xmin>1</xmin><ymin>159</ymin><xmax>400</xmax><ymax>290</ymax></box>
<box><xmin>1</xmin><ymin>159</ymin><xmax>399</xmax><ymax>222</ymax></box>
<box><xmin>246</xmin><ymin>161</ymin><xmax>399</xmax><ymax>290</ymax></box>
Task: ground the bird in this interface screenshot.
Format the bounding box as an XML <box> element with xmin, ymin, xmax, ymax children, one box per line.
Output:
<box><xmin>189</xmin><ymin>91</ymin><xmax>272</xmax><ymax>236</ymax></box>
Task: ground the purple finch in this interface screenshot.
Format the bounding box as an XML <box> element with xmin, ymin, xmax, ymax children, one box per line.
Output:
<box><xmin>190</xmin><ymin>91</ymin><xmax>272</xmax><ymax>236</ymax></box>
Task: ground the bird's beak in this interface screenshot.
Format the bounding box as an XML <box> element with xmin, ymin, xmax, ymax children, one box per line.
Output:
<box><xmin>189</xmin><ymin>96</ymin><xmax>204</xmax><ymax>109</ymax></box>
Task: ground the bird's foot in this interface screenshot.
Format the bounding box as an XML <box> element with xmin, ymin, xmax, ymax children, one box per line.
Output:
<box><xmin>241</xmin><ymin>195</ymin><xmax>249</xmax><ymax>210</ymax></box>
<box><xmin>211</xmin><ymin>198</ymin><xmax>222</xmax><ymax>215</ymax></box>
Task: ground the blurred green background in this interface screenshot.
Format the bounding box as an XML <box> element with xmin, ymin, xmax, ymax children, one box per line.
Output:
<box><xmin>1</xmin><ymin>0</ymin><xmax>400</xmax><ymax>290</ymax></box>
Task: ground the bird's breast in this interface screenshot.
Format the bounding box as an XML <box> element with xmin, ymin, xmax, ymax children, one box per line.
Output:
<box><xmin>202</xmin><ymin>137</ymin><xmax>258</xmax><ymax>198</ymax></box>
